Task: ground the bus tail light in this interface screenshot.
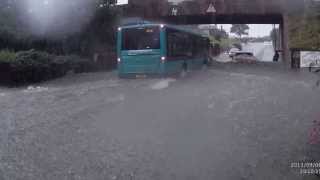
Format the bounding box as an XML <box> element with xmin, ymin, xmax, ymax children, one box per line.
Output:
<box><xmin>161</xmin><ymin>56</ymin><xmax>166</xmax><ymax>63</ymax></box>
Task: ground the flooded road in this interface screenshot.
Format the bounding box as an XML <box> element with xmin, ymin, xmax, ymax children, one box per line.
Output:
<box><xmin>1</xmin><ymin>64</ymin><xmax>320</xmax><ymax>180</ymax></box>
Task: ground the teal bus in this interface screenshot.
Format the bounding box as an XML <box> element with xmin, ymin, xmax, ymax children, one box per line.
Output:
<box><xmin>117</xmin><ymin>23</ymin><xmax>210</xmax><ymax>77</ymax></box>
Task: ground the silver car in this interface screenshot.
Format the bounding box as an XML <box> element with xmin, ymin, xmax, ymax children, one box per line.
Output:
<box><xmin>233</xmin><ymin>51</ymin><xmax>258</xmax><ymax>63</ymax></box>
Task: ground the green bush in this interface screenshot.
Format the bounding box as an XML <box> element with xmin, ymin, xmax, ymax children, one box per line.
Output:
<box><xmin>0</xmin><ymin>50</ymin><xmax>16</xmax><ymax>63</ymax></box>
<box><xmin>0</xmin><ymin>49</ymin><xmax>99</xmax><ymax>85</ymax></box>
<box><xmin>3</xmin><ymin>50</ymin><xmax>67</xmax><ymax>83</ymax></box>
<box><xmin>9</xmin><ymin>50</ymin><xmax>53</xmax><ymax>83</ymax></box>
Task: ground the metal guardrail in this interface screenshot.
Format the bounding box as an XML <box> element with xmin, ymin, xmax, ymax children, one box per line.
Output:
<box><xmin>309</xmin><ymin>62</ymin><xmax>320</xmax><ymax>73</ymax></box>
<box><xmin>291</xmin><ymin>49</ymin><xmax>320</xmax><ymax>87</ymax></box>
<box><xmin>309</xmin><ymin>63</ymin><xmax>320</xmax><ymax>87</ymax></box>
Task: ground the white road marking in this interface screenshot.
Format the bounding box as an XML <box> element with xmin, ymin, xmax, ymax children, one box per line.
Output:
<box><xmin>23</xmin><ymin>86</ymin><xmax>49</xmax><ymax>93</ymax></box>
<box><xmin>150</xmin><ymin>78</ymin><xmax>176</xmax><ymax>90</ymax></box>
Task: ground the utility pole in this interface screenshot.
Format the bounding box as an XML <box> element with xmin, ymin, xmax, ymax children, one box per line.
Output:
<box><xmin>272</xmin><ymin>24</ymin><xmax>277</xmax><ymax>52</ymax></box>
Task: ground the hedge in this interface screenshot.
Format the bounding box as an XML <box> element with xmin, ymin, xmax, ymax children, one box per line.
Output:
<box><xmin>0</xmin><ymin>49</ymin><xmax>16</xmax><ymax>63</ymax></box>
<box><xmin>0</xmin><ymin>50</ymin><xmax>97</xmax><ymax>85</ymax></box>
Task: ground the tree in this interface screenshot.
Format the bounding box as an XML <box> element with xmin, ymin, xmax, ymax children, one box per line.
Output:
<box><xmin>288</xmin><ymin>0</ymin><xmax>320</xmax><ymax>50</ymax></box>
<box><xmin>0</xmin><ymin>0</ymin><xmax>25</xmax><ymax>35</ymax></box>
<box><xmin>230</xmin><ymin>24</ymin><xmax>249</xmax><ymax>40</ymax></box>
<box><xmin>0</xmin><ymin>0</ymin><xmax>122</xmax><ymax>55</ymax></box>
<box><xmin>209</xmin><ymin>27</ymin><xmax>228</xmax><ymax>41</ymax></box>
<box><xmin>79</xmin><ymin>5</ymin><xmax>120</xmax><ymax>56</ymax></box>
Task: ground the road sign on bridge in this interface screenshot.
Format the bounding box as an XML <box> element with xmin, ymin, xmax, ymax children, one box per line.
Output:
<box><xmin>206</xmin><ymin>3</ymin><xmax>216</xmax><ymax>13</ymax></box>
<box><xmin>116</xmin><ymin>0</ymin><xmax>128</xmax><ymax>6</ymax></box>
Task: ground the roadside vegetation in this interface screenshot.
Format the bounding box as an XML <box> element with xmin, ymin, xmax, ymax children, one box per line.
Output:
<box><xmin>207</xmin><ymin>26</ymin><xmax>231</xmax><ymax>53</ymax></box>
<box><xmin>206</xmin><ymin>25</ymin><xmax>246</xmax><ymax>54</ymax></box>
<box><xmin>0</xmin><ymin>50</ymin><xmax>100</xmax><ymax>85</ymax></box>
<box><xmin>0</xmin><ymin>50</ymin><xmax>16</xmax><ymax>63</ymax></box>
<box><xmin>288</xmin><ymin>0</ymin><xmax>320</xmax><ymax>50</ymax></box>
<box><xmin>230</xmin><ymin>24</ymin><xmax>249</xmax><ymax>41</ymax></box>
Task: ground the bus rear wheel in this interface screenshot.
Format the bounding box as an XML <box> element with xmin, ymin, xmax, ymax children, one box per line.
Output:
<box><xmin>180</xmin><ymin>62</ymin><xmax>188</xmax><ymax>78</ymax></box>
<box><xmin>202</xmin><ymin>57</ymin><xmax>211</xmax><ymax>70</ymax></box>
<box><xmin>205</xmin><ymin>56</ymin><xmax>213</xmax><ymax>67</ymax></box>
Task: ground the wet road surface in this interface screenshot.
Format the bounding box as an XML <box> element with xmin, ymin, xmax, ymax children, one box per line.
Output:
<box><xmin>1</xmin><ymin>63</ymin><xmax>320</xmax><ymax>180</ymax></box>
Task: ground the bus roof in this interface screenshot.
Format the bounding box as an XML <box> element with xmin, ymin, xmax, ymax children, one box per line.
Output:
<box><xmin>119</xmin><ymin>23</ymin><xmax>209</xmax><ymax>39</ymax></box>
<box><xmin>120</xmin><ymin>23</ymin><xmax>162</xmax><ymax>29</ymax></box>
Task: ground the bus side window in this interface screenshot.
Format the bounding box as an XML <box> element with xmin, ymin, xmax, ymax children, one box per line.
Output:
<box><xmin>167</xmin><ymin>29</ymin><xmax>194</xmax><ymax>58</ymax></box>
<box><xmin>192</xmin><ymin>36</ymin><xmax>199</xmax><ymax>57</ymax></box>
<box><xmin>167</xmin><ymin>29</ymin><xmax>182</xmax><ymax>58</ymax></box>
<box><xmin>167</xmin><ymin>32</ymin><xmax>176</xmax><ymax>57</ymax></box>
<box><xmin>185</xmin><ymin>34</ymin><xmax>193</xmax><ymax>57</ymax></box>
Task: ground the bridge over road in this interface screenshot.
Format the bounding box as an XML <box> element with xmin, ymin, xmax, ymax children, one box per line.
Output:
<box><xmin>118</xmin><ymin>0</ymin><xmax>306</xmax><ymax>66</ymax></box>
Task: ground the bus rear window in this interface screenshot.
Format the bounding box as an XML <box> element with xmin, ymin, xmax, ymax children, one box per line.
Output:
<box><xmin>122</xmin><ymin>27</ymin><xmax>160</xmax><ymax>50</ymax></box>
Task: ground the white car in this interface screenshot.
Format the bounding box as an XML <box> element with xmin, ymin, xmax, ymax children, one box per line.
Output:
<box><xmin>233</xmin><ymin>51</ymin><xmax>258</xmax><ymax>63</ymax></box>
<box><xmin>228</xmin><ymin>48</ymin><xmax>240</xmax><ymax>58</ymax></box>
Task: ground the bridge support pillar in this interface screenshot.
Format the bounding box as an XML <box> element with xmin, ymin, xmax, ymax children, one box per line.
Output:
<box><xmin>281</xmin><ymin>14</ymin><xmax>291</xmax><ymax>68</ymax></box>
